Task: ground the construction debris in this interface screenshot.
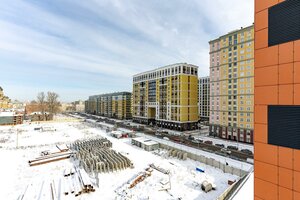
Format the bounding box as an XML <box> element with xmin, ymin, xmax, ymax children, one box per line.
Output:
<box><xmin>115</xmin><ymin>167</ymin><xmax>153</xmax><ymax>198</ymax></box>
<box><xmin>129</xmin><ymin>169</ymin><xmax>152</xmax><ymax>189</ymax></box>
<box><xmin>71</xmin><ymin>137</ymin><xmax>133</xmax><ymax>173</ymax></box>
<box><xmin>150</xmin><ymin>163</ymin><xmax>170</xmax><ymax>175</ymax></box>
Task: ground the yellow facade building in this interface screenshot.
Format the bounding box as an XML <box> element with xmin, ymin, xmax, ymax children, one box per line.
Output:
<box><xmin>0</xmin><ymin>87</ymin><xmax>12</xmax><ymax>109</ymax></box>
<box><xmin>133</xmin><ymin>63</ymin><xmax>199</xmax><ymax>131</ymax></box>
<box><xmin>85</xmin><ymin>92</ymin><xmax>132</xmax><ymax>120</ymax></box>
<box><xmin>209</xmin><ymin>25</ymin><xmax>254</xmax><ymax>143</ymax></box>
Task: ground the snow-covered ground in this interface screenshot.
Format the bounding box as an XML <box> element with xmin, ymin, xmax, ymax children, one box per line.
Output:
<box><xmin>232</xmin><ymin>172</ymin><xmax>254</xmax><ymax>200</ymax></box>
<box><xmin>0</xmin><ymin>119</ymin><xmax>241</xmax><ymax>200</ymax></box>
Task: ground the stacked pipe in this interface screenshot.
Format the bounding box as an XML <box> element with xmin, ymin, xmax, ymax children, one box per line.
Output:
<box><xmin>28</xmin><ymin>151</ymin><xmax>73</xmax><ymax>167</ymax></box>
<box><xmin>71</xmin><ymin>137</ymin><xmax>133</xmax><ymax>173</ymax></box>
<box><xmin>63</xmin><ymin>167</ymin><xmax>95</xmax><ymax>197</ymax></box>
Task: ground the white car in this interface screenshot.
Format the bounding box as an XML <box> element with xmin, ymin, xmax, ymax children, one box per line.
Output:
<box><xmin>221</xmin><ymin>148</ymin><xmax>231</xmax><ymax>155</ymax></box>
<box><xmin>163</xmin><ymin>137</ymin><xmax>170</xmax><ymax>140</ymax></box>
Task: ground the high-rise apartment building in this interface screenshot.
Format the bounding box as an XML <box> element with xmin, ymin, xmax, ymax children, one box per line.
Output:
<box><xmin>85</xmin><ymin>92</ymin><xmax>132</xmax><ymax>120</ymax></box>
<box><xmin>209</xmin><ymin>25</ymin><xmax>254</xmax><ymax>143</ymax></box>
<box><xmin>198</xmin><ymin>76</ymin><xmax>210</xmax><ymax>121</ymax></box>
<box><xmin>133</xmin><ymin>63</ymin><xmax>199</xmax><ymax>131</ymax></box>
<box><xmin>254</xmin><ymin>0</ymin><xmax>300</xmax><ymax>199</ymax></box>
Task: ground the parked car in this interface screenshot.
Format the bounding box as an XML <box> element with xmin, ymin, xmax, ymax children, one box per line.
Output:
<box><xmin>227</xmin><ymin>145</ymin><xmax>239</xmax><ymax>151</ymax></box>
<box><xmin>204</xmin><ymin>140</ymin><xmax>213</xmax><ymax>145</ymax></box>
<box><xmin>163</xmin><ymin>137</ymin><xmax>170</xmax><ymax>141</ymax></box>
<box><xmin>191</xmin><ymin>140</ymin><xmax>201</xmax><ymax>144</ymax></box>
<box><xmin>155</xmin><ymin>132</ymin><xmax>162</xmax><ymax>136</ymax></box>
<box><xmin>241</xmin><ymin>149</ymin><xmax>253</xmax><ymax>155</ymax></box>
<box><xmin>221</xmin><ymin>148</ymin><xmax>232</xmax><ymax>155</ymax></box>
<box><xmin>215</xmin><ymin>143</ymin><xmax>225</xmax><ymax>148</ymax></box>
<box><xmin>195</xmin><ymin>139</ymin><xmax>203</xmax><ymax>143</ymax></box>
<box><xmin>188</xmin><ymin>135</ymin><xmax>195</xmax><ymax>140</ymax></box>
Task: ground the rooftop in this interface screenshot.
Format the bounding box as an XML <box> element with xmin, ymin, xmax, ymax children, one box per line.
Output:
<box><xmin>133</xmin><ymin>63</ymin><xmax>199</xmax><ymax>77</ymax></box>
<box><xmin>0</xmin><ymin>112</ymin><xmax>14</xmax><ymax>117</ymax></box>
<box><xmin>209</xmin><ymin>24</ymin><xmax>254</xmax><ymax>44</ymax></box>
<box><xmin>133</xmin><ymin>137</ymin><xmax>159</xmax><ymax>146</ymax></box>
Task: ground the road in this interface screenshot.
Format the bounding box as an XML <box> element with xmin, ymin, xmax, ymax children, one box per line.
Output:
<box><xmin>70</xmin><ymin>113</ymin><xmax>254</xmax><ymax>162</ymax></box>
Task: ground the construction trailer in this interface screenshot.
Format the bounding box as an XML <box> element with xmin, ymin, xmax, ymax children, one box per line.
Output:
<box><xmin>131</xmin><ymin>137</ymin><xmax>159</xmax><ymax>151</ymax></box>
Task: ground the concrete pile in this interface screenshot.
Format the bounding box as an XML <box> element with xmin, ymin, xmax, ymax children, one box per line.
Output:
<box><xmin>71</xmin><ymin>137</ymin><xmax>132</xmax><ymax>173</ymax></box>
<box><xmin>167</xmin><ymin>149</ymin><xmax>188</xmax><ymax>160</ymax></box>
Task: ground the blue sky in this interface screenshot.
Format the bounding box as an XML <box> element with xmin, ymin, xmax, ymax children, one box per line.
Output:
<box><xmin>0</xmin><ymin>0</ymin><xmax>253</xmax><ymax>102</ymax></box>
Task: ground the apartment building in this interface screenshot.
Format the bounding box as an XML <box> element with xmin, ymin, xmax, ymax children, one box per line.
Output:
<box><xmin>198</xmin><ymin>76</ymin><xmax>210</xmax><ymax>122</ymax></box>
<box><xmin>254</xmin><ymin>0</ymin><xmax>300</xmax><ymax>199</ymax></box>
<box><xmin>0</xmin><ymin>86</ymin><xmax>12</xmax><ymax>110</ymax></box>
<box><xmin>209</xmin><ymin>25</ymin><xmax>254</xmax><ymax>143</ymax></box>
<box><xmin>133</xmin><ymin>63</ymin><xmax>199</xmax><ymax>131</ymax></box>
<box><xmin>85</xmin><ymin>92</ymin><xmax>132</xmax><ymax>120</ymax></box>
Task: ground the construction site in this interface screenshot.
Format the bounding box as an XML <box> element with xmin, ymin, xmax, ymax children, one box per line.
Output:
<box><xmin>0</xmin><ymin>115</ymin><xmax>252</xmax><ymax>200</ymax></box>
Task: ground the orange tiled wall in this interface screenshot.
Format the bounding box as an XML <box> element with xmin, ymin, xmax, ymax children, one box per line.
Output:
<box><xmin>254</xmin><ymin>0</ymin><xmax>300</xmax><ymax>200</ymax></box>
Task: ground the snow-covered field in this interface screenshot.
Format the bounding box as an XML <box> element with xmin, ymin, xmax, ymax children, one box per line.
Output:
<box><xmin>0</xmin><ymin>119</ymin><xmax>240</xmax><ymax>200</ymax></box>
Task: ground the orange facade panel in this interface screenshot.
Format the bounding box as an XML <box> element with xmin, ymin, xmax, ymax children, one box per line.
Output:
<box><xmin>254</xmin><ymin>123</ymin><xmax>267</xmax><ymax>143</ymax></box>
<box><xmin>295</xmin><ymin>40</ymin><xmax>300</xmax><ymax>62</ymax></box>
<box><xmin>278</xmin><ymin>63</ymin><xmax>293</xmax><ymax>84</ymax></box>
<box><xmin>255</xmin><ymin>29</ymin><xmax>268</xmax><ymax>49</ymax></box>
<box><xmin>254</xmin><ymin>177</ymin><xmax>278</xmax><ymax>200</ymax></box>
<box><xmin>294</xmin><ymin>62</ymin><xmax>300</xmax><ymax>83</ymax></box>
<box><xmin>279</xmin><ymin>42</ymin><xmax>294</xmax><ymax>64</ymax></box>
<box><xmin>255</xmin><ymin>0</ymin><xmax>300</xmax><ymax>199</ymax></box>
<box><xmin>255</xmin><ymin>45</ymin><xmax>278</xmax><ymax>68</ymax></box>
<box><xmin>255</xmin><ymin>0</ymin><xmax>278</xmax><ymax>13</ymax></box>
<box><xmin>278</xmin><ymin>167</ymin><xmax>293</xmax><ymax>189</ymax></box>
<box><xmin>278</xmin><ymin>85</ymin><xmax>293</xmax><ymax>104</ymax></box>
<box><xmin>294</xmin><ymin>171</ymin><xmax>300</xmax><ymax>192</ymax></box>
<box><xmin>255</xmin><ymin>86</ymin><xmax>278</xmax><ymax>105</ymax></box>
<box><xmin>294</xmin><ymin>84</ymin><xmax>300</xmax><ymax>104</ymax></box>
<box><xmin>294</xmin><ymin>149</ymin><xmax>300</xmax><ymax>172</ymax></box>
<box><xmin>254</xmin><ymin>105</ymin><xmax>268</xmax><ymax>124</ymax></box>
<box><xmin>255</xmin><ymin>161</ymin><xmax>278</xmax><ymax>184</ymax></box>
<box><xmin>279</xmin><ymin>187</ymin><xmax>293</xmax><ymax>200</ymax></box>
<box><xmin>255</xmin><ymin>142</ymin><xmax>278</xmax><ymax>165</ymax></box>
<box><xmin>255</xmin><ymin>65</ymin><xmax>278</xmax><ymax>86</ymax></box>
<box><xmin>255</xmin><ymin>10</ymin><xmax>268</xmax><ymax>31</ymax></box>
<box><xmin>278</xmin><ymin>147</ymin><xmax>293</xmax><ymax>169</ymax></box>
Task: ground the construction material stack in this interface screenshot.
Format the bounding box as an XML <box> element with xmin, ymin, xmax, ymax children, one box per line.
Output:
<box><xmin>71</xmin><ymin>137</ymin><xmax>133</xmax><ymax>173</ymax></box>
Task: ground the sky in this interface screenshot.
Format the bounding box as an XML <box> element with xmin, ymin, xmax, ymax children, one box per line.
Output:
<box><xmin>0</xmin><ymin>0</ymin><xmax>253</xmax><ymax>102</ymax></box>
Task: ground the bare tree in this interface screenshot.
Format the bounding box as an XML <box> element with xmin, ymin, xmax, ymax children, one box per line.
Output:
<box><xmin>47</xmin><ymin>92</ymin><xmax>61</xmax><ymax>114</ymax></box>
<box><xmin>37</xmin><ymin>92</ymin><xmax>46</xmax><ymax>117</ymax></box>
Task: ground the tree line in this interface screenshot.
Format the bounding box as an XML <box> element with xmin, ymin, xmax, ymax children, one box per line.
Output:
<box><xmin>36</xmin><ymin>91</ymin><xmax>61</xmax><ymax>115</ymax></box>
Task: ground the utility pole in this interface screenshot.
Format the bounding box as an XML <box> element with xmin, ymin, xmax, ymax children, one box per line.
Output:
<box><xmin>168</xmin><ymin>173</ymin><xmax>171</xmax><ymax>190</ymax></box>
<box><xmin>16</xmin><ymin>129</ymin><xmax>19</xmax><ymax>149</ymax></box>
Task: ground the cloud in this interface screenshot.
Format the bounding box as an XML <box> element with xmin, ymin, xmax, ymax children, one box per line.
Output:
<box><xmin>0</xmin><ymin>0</ymin><xmax>253</xmax><ymax>101</ymax></box>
